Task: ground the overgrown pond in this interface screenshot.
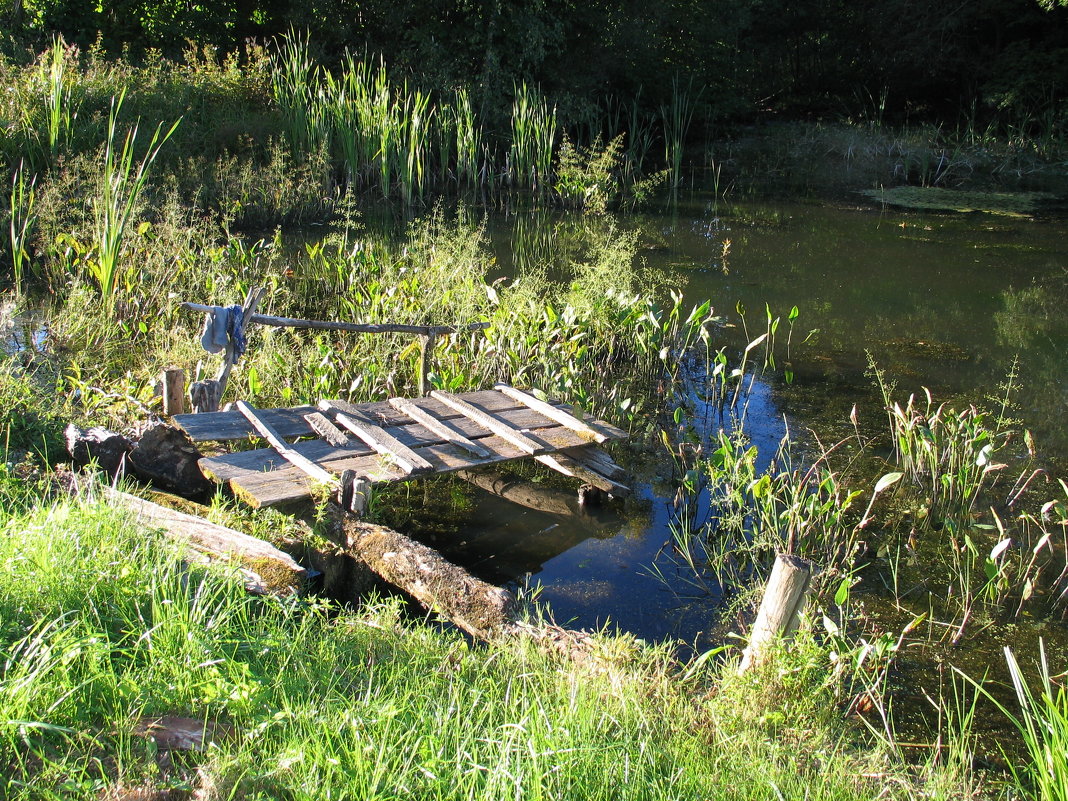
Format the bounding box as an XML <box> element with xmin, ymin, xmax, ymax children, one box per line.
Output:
<box><xmin>418</xmin><ymin>197</ymin><xmax>1066</xmax><ymax>632</ymax></box>
<box><xmin>381</xmin><ymin>194</ymin><xmax>1068</xmax><ymax>745</ymax></box>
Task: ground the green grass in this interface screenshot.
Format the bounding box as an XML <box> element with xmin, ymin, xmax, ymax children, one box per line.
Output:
<box><xmin>0</xmin><ymin>475</ymin><xmax>976</xmax><ymax>799</ymax></box>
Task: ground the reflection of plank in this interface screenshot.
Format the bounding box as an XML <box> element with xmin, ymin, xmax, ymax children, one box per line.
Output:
<box><xmin>236</xmin><ymin>401</ymin><xmax>336</xmax><ymax>486</ymax></box>
<box><xmin>494</xmin><ymin>384</ymin><xmax>608</xmax><ymax>443</ymax></box>
<box><xmin>535</xmin><ymin>453</ymin><xmax>630</xmax><ymax>496</ymax></box>
<box><xmin>321</xmin><ymin>401</ymin><xmax>434</xmax><ymax>475</ymax></box>
<box><xmin>430</xmin><ymin>391</ymin><xmax>548</xmax><ymax>455</ymax></box>
<box><xmin>389</xmin><ymin>397</ymin><xmax>491</xmax><ymax>458</ymax></box>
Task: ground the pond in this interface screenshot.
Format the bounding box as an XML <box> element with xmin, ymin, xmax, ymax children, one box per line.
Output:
<box><xmin>413</xmin><ymin>194</ymin><xmax>1068</xmax><ymax>664</ymax></box>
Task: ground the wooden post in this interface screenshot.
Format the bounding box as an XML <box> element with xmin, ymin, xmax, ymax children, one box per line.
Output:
<box><xmin>162</xmin><ymin>368</ymin><xmax>186</xmax><ymax>416</ymax></box>
<box><xmin>189</xmin><ymin>379</ymin><xmax>222</xmax><ymax>414</ymax></box>
<box><xmin>739</xmin><ymin>553</ymin><xmax>814</xmax><ymax>673</ymax></box>
<box><xmin>418</xmin><ymin>333</ymin><xmax>436</xmax><ymax>396</ymax></box>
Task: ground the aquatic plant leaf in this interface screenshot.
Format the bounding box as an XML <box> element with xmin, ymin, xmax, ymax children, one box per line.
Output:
<box><xmin>872</xmin><ymin>472</ymin><xmax>903</xmax><ymax>495</ymax></box>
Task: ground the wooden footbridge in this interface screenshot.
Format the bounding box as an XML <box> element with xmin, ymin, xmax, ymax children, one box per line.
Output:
<box><xmin>172</xmin><ymin>290</ymin><xmax>629</xmax><ymax>512</ymax></box>
<box><xmin>173</xmin><ymin>385</ymin><xmax>629</xmax><ymax>509</ymax></box>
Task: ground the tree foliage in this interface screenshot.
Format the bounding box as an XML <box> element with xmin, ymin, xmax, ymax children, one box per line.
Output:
<box><xmin>3</xmin><ymin>0</ymin><xmax>1066</xmax><ymax>134</ymax></box>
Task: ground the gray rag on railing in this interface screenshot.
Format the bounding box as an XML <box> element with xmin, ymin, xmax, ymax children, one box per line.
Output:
<box><xmin>199</xmin><ymin>304</ymin><xmax>247</xmax><ymax>362</ymax></box>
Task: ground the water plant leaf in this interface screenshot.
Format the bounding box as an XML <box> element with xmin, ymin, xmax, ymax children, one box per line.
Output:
<box><xmin>834</xmin><ymin>577</ymin><xmax>851</xmax><ymax>606</ymax></box>
<box><xmin>989</xmin><ymin>537</ymin><xmax>1012</xmax><ymax>561</ymax></box>
<box><xmin>872</xmin><ymin>472</ymin><xmax>903</xmax><ymax>495</ymax></box>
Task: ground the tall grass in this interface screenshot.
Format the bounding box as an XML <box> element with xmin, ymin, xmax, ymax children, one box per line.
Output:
<box><xmin>509</xmin><ymin>83</ymin><xmax>557</xmax><ymax>193</ymax></box>
<box><xmin>91</xmin><ymin>92</ymin><xmax>180</xmax><ymax>317</ymax></box>
<box><xmin>1002</xmin><ymin>643</ymin><xmax>1068</xmax><ymax>801</ymax></box>
<box><xmin>0</xmin><ymin>474</ymin><xmax>976</xmax><ymax>799</ymax></box>
<box><xmin>8</xmin><ymin>162</ymin><xmax>37</xmax><ymax>295</ymax></box>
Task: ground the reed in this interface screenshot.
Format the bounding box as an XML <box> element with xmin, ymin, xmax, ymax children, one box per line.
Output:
<box><xmin>91</xmin><ymin>92</ymin><xmax>180</xmax><ymax>317</ymax></box>
<box><xmin>270</xmin><ymin>32</ymin><xmax>327</xmax><ymax>157</ymax></box>
<box><xmin>509</xmin><ymin>83</ymin><xmax>556</xmax><ymax>193</ymax></box>
<box><xmin>8</xmin><ymin>162</ymin><xmax>37</xmax><ymax>295</ymax></box>
<box><xmin>39</xmin><ymin>35</ymin><xmax>80</xmax><ymax>167</ymax></box>
<box><xmin>399</xmin><ymin>84</ymin><xmax>433</xmax><ymax>205</ymax></box>
<box><xmin>450</xmin><ymin>88</ymin><xmax>481</xmax><ymax>188</ymax></box>
<box><xmin>660</xmin><ymin>75</ymin><xmax>699</xmax><ymax>194</ymax></box>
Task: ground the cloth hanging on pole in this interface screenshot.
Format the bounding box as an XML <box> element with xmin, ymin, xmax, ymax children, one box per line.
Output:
<box><xmin>199</xmin><ymin>304</ymin><xmax>247</xmax><ymax>362</ymax></box>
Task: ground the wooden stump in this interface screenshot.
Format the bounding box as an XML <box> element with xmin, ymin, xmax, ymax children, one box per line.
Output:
<box><xmin>162</xmin><ymin>368</ymin><xmax>186</xmax><ymax>416</ymax></box>
<box><xmin>739</xmin><ymin>553</ymin><xmax>814</xmax><ymax>673</ymax></box>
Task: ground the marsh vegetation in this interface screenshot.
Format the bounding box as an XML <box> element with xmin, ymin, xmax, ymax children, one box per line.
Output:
<box><xmin>1</xmin><ymin>22</ymin><xmax>1068</xmax><ymax>801</ymax></box>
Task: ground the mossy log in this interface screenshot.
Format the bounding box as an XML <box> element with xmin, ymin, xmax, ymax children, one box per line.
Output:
<box><xmin>329</xmin><ymin>510</ymin><xmax>518</xmax><ymax>639</ymax></box>
<box><xmin>108</xmin><ymin>489</ymin><xmax>309</xmax><ymax>596</ymax></box>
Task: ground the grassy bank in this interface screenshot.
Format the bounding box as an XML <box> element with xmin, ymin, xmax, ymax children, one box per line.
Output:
<box><xmin>0</xmin><ymin>462</ymin><xmax>979</xmax><ymax>800</ymax></box>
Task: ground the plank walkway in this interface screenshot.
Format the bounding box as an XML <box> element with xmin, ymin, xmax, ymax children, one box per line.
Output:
<box><xmin>173</xmin><ymin>386</ymin><xmax>628</xmax><ymax>508</ymax></box>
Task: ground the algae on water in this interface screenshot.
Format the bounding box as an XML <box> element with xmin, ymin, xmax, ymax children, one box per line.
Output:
<box><xmin>860</xmin><ymin>187</ymin><xmax>1055</xmax><ymax>216</ymax></box>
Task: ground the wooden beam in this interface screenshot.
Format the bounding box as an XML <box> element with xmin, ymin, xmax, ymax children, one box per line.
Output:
<box><xmin>388</xmin><ymin>397</ymin><xmax>491</xmax><ymax>458</ymax></box>
<box><xmin>430</xmin><ymin>390</ymin><xmax>548</xmax><ymax>455</ymax></box>
<box><xmin>236</xmin><ymin>400</ymin><xmax>336</xmax><ymax>486</ymax></box>
<box><xmin>330</xmin><ymin>511</ymin><xmax>517</xmax><ymax>639</ymax></box>
<box><xmin>108</xmin><ymin>489</ymin><xmax>309</xmax><ymax>596</ymax></box>
<box><xmin>181</xmin><ymin>303</ymin><xmax>489</xmax><ymax>338</ymax></box>
<box><xmin>562</xmin><ymin>445</ymin><xmax>627</xmax><ymax>480</ymax></box>
<box><xmin>320</xmin><ymin>401</ymin><xmax>434</xmax><ymax>475</ymax></box>
<box><xmin>494</xmin><ymin>384</ymin><xmax>608</xmax><ymax>443</ymax></box>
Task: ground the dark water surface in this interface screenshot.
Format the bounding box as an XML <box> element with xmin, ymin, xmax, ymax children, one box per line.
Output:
<box><xmin>441</xmin><ymin>197</ymin><xmax>1068</xmax><ymax>646</ymax></box>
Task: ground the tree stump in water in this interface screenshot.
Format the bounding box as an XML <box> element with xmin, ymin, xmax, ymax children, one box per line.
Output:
<box><xmin>739</xmin><ymin>553</ymin><xmax>815</xmax><ymax>673</ymax></box>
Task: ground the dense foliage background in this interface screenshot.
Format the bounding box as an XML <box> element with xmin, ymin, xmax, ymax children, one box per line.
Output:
<box><xmin>4</xmin><ymin>0</ymin><xmax>1068</xmax><ymax>135</ymax></box>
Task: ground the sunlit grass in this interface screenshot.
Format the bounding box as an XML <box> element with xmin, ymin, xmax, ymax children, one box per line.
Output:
<box><xmin>0</xmin><ymin>477</ymin><xmax>975</xmax><ymax>799</ymax></box>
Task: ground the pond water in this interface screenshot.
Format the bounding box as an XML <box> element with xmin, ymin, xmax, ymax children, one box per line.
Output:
<box><xmin>417</xmin><ymin>195</ymin><xmax>1068</xmax><ymax>661</ymax></box>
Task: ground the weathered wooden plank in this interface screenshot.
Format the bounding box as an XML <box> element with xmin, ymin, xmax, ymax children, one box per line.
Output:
<box><xmin>174</xmin><ymin>390</ymin><xmax>627</xmax><ymax>445</ymax></box>
<box><xmin>430</xmin><ymin>390</ymin><xmax>548</xmax><ymax>455</ymax></box>
<box><xmin>562</xmin><ymin>445</ymin><xmax>628</xmax><ymax>480</ymax></box>
<box><xmin>302</xmin><ymin>412</ymin><xmax>350</xmax><ymax>447</ymax></box>
<box><xmin>174</xmin><ymin>405</ymin><xmax>319</xmax><ymax>442</ymax></box>
<box><xmin>388</xmin><ymin>397</ymin><xmax>491</xmax><ymax>458</ymax></box>
<box><xmin>534</xmin><ymin>452</ymin><xmax>630</xmax><ymax>497</ymax></box>
<box><xmin>236</xmin><ymin>401</ymin><xmax>337</xmax><ymax>486</ymax></box>
<box><xmin>494</xmin><ymin>384</ymin><xmax>609</xmax><ymax>443</ymax></box>
<box><xmin>200</xmin><ymin>416</ymin><xmax>611</xmax><ymax>484</ymax></box>
<box><xmin>324</xmin><ymin>403</ymin><xmax>435</xmax><ymax>476</ymax></box>
<box><xmin>173</xmin><ymin>391</ymin><xmax>516</xmax><ymax>442</ymax></box>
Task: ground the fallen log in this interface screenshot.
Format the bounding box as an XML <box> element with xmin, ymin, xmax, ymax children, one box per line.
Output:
<box><xmin>328</xmin><ymin>510</ymin><xmax>518</xmax><ymax>639</ymax></box>
<box><xmin>108</xmin><ymin>489</ymin><xmax>310</xmax><ymax>596</ymax></box>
